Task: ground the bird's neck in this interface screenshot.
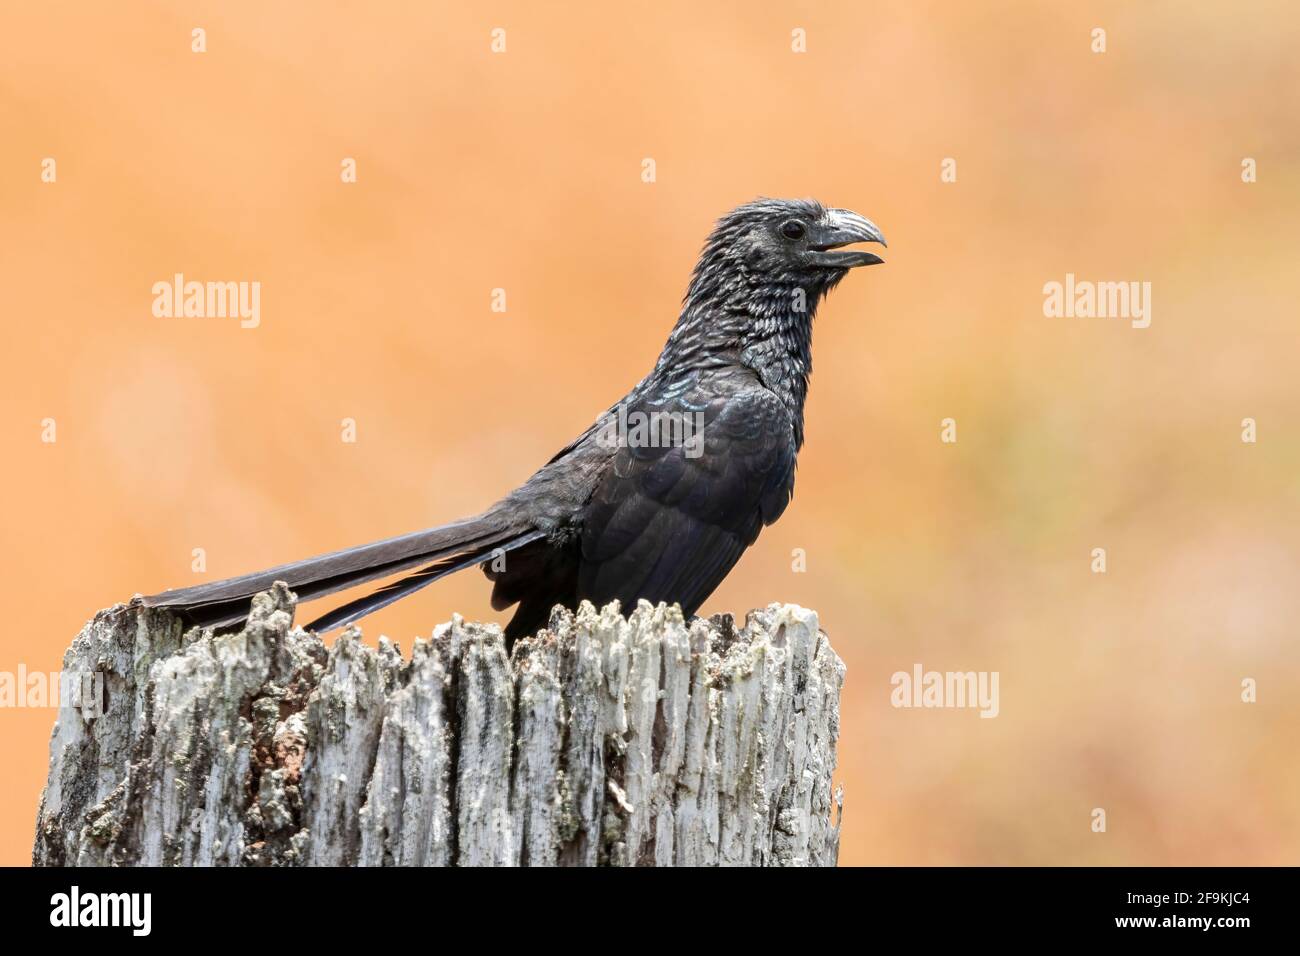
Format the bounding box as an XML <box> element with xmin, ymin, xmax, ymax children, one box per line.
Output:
<box><xmin>657</xmin><ymin>274</ymin><xmax>829</xmax><ymax>448</ymax></box>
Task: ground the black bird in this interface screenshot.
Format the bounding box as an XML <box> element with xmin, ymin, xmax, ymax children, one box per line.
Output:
<box><xmin>144</xmin><ymin>198</ymin><xmax>886</xmax><ymax>646</ymax></box>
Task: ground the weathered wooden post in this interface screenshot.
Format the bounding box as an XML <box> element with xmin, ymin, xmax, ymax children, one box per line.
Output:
<box><xmin>34</xmin><ymin>584</ymin><xmax>844</xmax><ymax>866</ymax></box>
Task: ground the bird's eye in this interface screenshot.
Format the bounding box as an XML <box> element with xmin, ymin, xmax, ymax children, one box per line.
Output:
<box><xmin>780</xmin><ymin>220</ymin><xmax>806</xmax><ymax>240</ymax></box>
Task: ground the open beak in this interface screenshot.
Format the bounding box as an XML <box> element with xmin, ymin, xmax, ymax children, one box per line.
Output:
<box><xmin>804</xmin><ymin>208</ymin><xmax>887</xmax><ymax>268</ymax></box>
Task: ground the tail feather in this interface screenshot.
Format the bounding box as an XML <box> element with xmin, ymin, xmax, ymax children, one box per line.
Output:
<box><xmin>141</xmin><ymin>512</ymin><xmax>538</xmax><ymax>631</ymax></box>
<box><xmin>304</xmin><ymin>530</ymin><xmax>544</xmax><ymax>634</ymax></box>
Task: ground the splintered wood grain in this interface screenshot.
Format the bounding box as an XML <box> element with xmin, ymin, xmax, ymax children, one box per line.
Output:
<box><xmin>33</xmin><ymin>584</ymin><xmax>844</xmax><ymax>866</ymax></box>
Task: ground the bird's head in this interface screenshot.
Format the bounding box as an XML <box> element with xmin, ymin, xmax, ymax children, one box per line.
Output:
<box><xmin>662</xmin><ymin>198</ymin><xmax>886</xmax><ymax>419</ymax></box>
<box><xmin>686</xmin><ymin>198</ymin><xmax>886</xmax><ymax>305</ymax></box>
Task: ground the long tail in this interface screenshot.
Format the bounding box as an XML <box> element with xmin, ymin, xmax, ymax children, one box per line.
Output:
<box><xmin>141</xmin><ymin>510</ymin><xmax>542</xmax><ymax>632</ymax></box>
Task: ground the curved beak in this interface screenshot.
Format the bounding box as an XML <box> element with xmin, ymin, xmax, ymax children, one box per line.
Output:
<box><xmin>804</xmin><ymin>208</ymin><xmax>887</xmax><ymax>268</ymax></box>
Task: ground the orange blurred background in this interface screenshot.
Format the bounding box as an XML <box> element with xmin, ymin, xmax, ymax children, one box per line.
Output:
<box><xmin>2</xmin><ymin>1</ymin><xmax>1298</xmax><ymax>866</ymax></box>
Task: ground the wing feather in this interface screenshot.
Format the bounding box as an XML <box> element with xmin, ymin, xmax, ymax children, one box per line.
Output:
<box><xmin>577</xmin><ymin>375</ymin><xmax>796</xmax><ymax>617</ymax></box>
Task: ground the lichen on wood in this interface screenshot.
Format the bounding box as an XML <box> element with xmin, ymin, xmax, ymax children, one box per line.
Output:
<box><xmin>33</xmin><ymin>584</ymin><xmax>844</xmax><ymax>866</ymax></box>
